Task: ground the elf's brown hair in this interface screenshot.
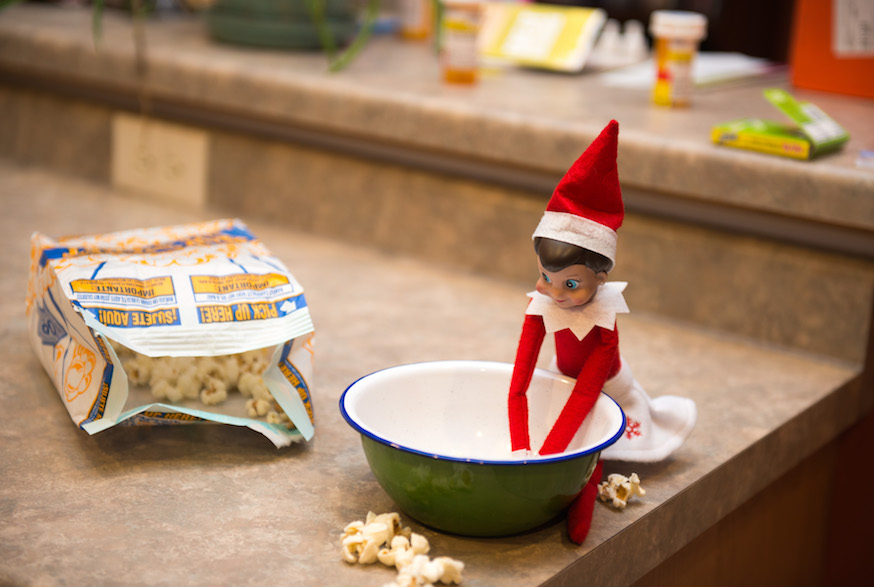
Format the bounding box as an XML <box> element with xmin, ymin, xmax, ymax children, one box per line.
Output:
<box><xmin>534</xmin><ymin>237</ymin><xmax>613</xmax><ymax>274</ymax></box>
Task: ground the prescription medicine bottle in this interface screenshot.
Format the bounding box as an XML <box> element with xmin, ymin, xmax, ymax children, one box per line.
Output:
<box><xmin>649</xmin><ymin>10</ymin><xmax>707</xmax><ymax>107</ymax></box>
<box><xmin>399</xmin><ymin>0</ymin><xmax>433</xmax><ymax>41</ymax></box>
<box><xmin>441</xmin><ymin>0</ymin><xmax>482</xmax><ymax>84</ymax></box>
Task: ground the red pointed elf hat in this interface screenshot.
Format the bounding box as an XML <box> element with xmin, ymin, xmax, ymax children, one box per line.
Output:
<box><xmin>533</xmin><ymin>120</ymin><xmax>624</xmax><ymax>267</ymax></box>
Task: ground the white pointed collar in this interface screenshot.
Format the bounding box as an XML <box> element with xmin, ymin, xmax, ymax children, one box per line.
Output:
<box><xmin>525</xmin><ymin>282</ymin><xmax>629</xmax><ymax>339</ymax></box>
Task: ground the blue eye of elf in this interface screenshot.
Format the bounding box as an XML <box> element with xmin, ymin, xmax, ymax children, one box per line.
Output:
<box><xmin>565</xmin><ymin>280</ymin><xmax>580</xmax><ymax>290</ymax></box>
<box><xmin>541</xmin><ymin>273</ymin><xmax>551</xmax><ymax>283</ymax></box>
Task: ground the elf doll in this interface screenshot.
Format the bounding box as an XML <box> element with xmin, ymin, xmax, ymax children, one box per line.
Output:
<box><xmin>508</xmin><ymin>120</ymin><xmax>697</xmax><ymax>544</ymax></box>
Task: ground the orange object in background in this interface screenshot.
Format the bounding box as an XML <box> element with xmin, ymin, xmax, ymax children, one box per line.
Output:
<box><xmin>790</xmin><ymin>0</ymin><xmax>874</xmax><ymax>99</ymax></box>
<box><xmin>441</xmin><ymin>0</ymin><xmax>482</xmax><ymax>84</ymax></box>
<box><xmin>399</xmin><ymin>0</ymin><xmax>433</xmax><ymax>41</ymax></box>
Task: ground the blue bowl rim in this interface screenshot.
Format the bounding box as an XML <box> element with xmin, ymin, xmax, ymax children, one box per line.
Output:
<box><xmin>339</xmin><ymin>360</ymin><xmax>626</xmax><ymax>466</ymax></box>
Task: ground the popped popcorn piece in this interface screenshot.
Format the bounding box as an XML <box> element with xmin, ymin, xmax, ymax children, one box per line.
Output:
<box><xmin>342</xmin><ymin>512</ymin><xmax>405</xmax><ymax>566</ymax></box>
<box><xmin>199</xmin><ymin>377</ymin><xmax>228</xmax><ymax>406</ymax></box>
<box><xmin>341</xmin><ymin>512</ymin><xmax>464</xmax><ymax>585</ymax></box>
<box><xmin>149</xmin><ymin>360</ymin><xmax>173</xmax><ymax>386</ymax></box>
<box><xmin>238</xmin><ymin>371</ymin><xmax>272</xmax><ymax>401</ymax></box>
<box><xmin>365</xmin><ymin>511</ymin><xmax>403</xmax><ymax>531</ymax></box>
<box><xmin>378</xmin><ymin>535</ymin><xmax>412</xmax><ymax>568</ymax></box>
<box><xmin>237</xmin><ymin>349</ymin><xmax>270</xmax><ymax>375</ymax></box>
<box><xmin>266</xmin><ymin>409</ymin><xmax>291</xmax><ymax>426</ymax></box>
<box><xmin>410</xmin><ymin>533</ymin><xmax>430</xmax><ymax>556</ymax></box>
<box><xmin>221</xmin><ymin>356</ymin><xmax>240</xmax><ymax>387</ymax></box>
<box><xmin>388</xmin><ymin>554</ymin><xmax>464</xmax><ymax>586</ymax></box>
<box><xmin>123</xmin><ymin>355</ymin><xmax>152</xmax><ymax>385</ymax></box>
<box><xmin>364</xmin><ymin>514</ymin><xmax>400</xmax><ymax>547</ymax></box>
<box><xmin>176</xmin><ymin>365</ymin><xmax>201</xmax><ymax>400</ymax></box>
<box><xmin>356</xmin><ymin>533</ymin><xmax>383</xmax><ymax>564</ymax></box>
<box><xmin>150</xmin><ymin>378</ymin><xmax>174</xmax><ymax>401</ymax></box>
<box><xmin>246</xmin><ymin>398</ymin><xmax>272</xmax><ymax>418</ymax></box>
<box><xmin>377</xmin><ymin>532</ymin><xmax>429</xmax><ymax>568</ymax></box>
<box><xmin>395</xmin><ymin>554</ymin><xmax>442</xmax><ymax>585</ymax></box>
<box><xmin>341</xmin><ymin>521</ymin><xmax>366</xmax><ymax>564</ymax></box>
<box><xmin>149</xmin><ymin>356</ymin><xmax>193</xmax><ymax>387</ymax></box>
<box><xmin>432</xmin><ymin>557</ymin><xmax>465</xmax><ymax>585</ymax></box>
<box><xmin>598</xmin><ymin>472</ymin><xmax>646</xmax><ymax>509</ymax></box>
<box><xmin>174</xmin><ymin>356</ymin><xmax>197</xmax><ymax>372</ymax></box>
<box><xmin>163</xmin><ymin>381</ymin><xmax>185</xmax><ymax>404</ymax></box>
<box><xmin>341</xmin><ymin>517</ymin><xmax>387</xmax><ymax>564</ymax></box>
<box><xmin>195</xmin><ymin>357</ymin><xmax>224</xmax><ymax>386</ymax></box>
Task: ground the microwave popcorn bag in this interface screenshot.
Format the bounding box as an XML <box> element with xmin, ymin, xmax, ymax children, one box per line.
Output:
<box><xmin>25</xmin><ymin>219</ymin><xmax>315</xmax><ymax>448</ymax></box>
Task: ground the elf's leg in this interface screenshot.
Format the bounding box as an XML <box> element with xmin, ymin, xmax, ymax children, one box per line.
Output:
<box><xmin>567</xmin><ymin>460</ymin><xmax>603</xmax><ymax>544</ymax></box>
<box><xmin>601</xmin><ymin>359</ymin><xmax>696</xmax><ymax>462</ymax></box>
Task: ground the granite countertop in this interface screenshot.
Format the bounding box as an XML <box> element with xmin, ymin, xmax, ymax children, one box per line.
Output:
<box><xmin>1</xmin><ymin>3</ymin><xmax>873</xmax><ymax>238</ymax></box>
<box><xmin>0</xmin><ymin>161</ymin><xmax>865</xmax><ymax>586</ymax></box>
<box><xmin>1</xmin><ymin>4</ymin><xmax>872</xmax><ymax>585</ymax></box>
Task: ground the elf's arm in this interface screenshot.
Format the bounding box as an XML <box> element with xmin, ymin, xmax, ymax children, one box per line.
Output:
<box><xmin>508</xmin><ymin>313</ymin><xmax>546</xmax><ymax>451</ymax></box>
<box><xmin>539</xmin><ymin>324</ymin><xmax>619</xmax><ymax>455</ymax></box>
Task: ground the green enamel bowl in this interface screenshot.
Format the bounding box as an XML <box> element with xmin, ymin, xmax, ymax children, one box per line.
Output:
<box><xmin>339</xmin><ymin>360</ymin><xmax>625</xmax><ymax>537</ymax></box>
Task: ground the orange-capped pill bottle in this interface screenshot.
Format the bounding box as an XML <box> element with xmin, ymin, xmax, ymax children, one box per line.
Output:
<box><xmin>441</xmin><ymin>0</ymin><xmax>482</xmax><ymax>84</ymax></box>
<box><xmin>399</xmin><ymin>0</ymin><xmax>433</xmax><ymax>41</ymax></box>
<box><xmin>649</xmin><ymin>10</ymin><xmax>707</xmax><ymax>107</ymax></box>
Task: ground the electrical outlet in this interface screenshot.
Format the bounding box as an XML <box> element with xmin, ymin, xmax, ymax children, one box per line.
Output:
<box><xmin>111</xmin><ymin>113</ymin><xmax>208</xmax><ymax>207</ymax></box>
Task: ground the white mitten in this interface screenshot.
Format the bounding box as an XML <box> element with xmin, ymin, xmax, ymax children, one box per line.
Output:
<box><xmin>600</xmin><ymin>360</ymin><xmax>696</xmax><ymax>462</ymax></box>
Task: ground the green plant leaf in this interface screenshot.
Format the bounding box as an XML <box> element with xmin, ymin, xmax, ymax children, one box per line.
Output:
<box><xmin>328</xmin><ymin>0</ymin><xmax>379</xmax><ymax>72</ymax></box>
<box><xmin>92</xmin><ymin>0</ymin><xmax>106</xmax><ymax>49</ymax></box>
<box><xmin>308</xmin><ymin>0</ymin><xmax>338</xmax><ymax>60</ymax></box>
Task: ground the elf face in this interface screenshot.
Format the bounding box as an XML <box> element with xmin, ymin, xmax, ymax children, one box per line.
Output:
<box><xmin>536</xmin><ymin>260</ymin><xmax>606</xmax><ymax>309</ymax></box>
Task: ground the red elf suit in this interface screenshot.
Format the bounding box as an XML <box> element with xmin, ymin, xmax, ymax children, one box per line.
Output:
<box><xmin>508</xmin><ymin>120</ymin><xmax>696</xmax><ymax>544</ymax></box>
<box><xmin>509</xmin><ymin>282</ymin><xmax>629</xmax><ymax>455</ymax></box>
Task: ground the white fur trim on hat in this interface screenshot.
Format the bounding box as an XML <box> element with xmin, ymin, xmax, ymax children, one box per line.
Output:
<box><xmin>532</xmin><ymin>211</ymin><xmax>618</xmax><ymax>264</ymax></box>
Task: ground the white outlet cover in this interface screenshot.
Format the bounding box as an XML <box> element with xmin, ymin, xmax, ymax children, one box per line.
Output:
<box><xmin>111</xmin><ymin>113</ymin><xmax>209</xmax><ymax>207</ymax></box>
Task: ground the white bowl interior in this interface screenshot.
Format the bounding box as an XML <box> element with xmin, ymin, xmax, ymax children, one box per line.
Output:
<box><xmin>342</xmin><ymin>361</ymin><xmax>624</xmax><ymax>462</ymax></box>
